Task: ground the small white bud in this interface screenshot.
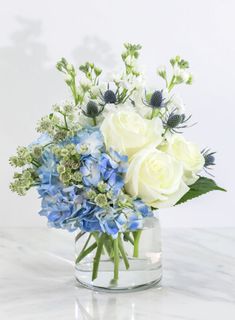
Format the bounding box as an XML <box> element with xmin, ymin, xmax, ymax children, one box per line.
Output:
<box><xmin>67</xmin><ymin>64</ymin><xmax>74</xmax><ymax>72</ymax></box>
<box><xmin>174</xmin><ymin>66</ymin><xmax>189</xmax><ymax>83</ymax></box>
<box><xmin>65</xmin><ymin>74</ymin><xmax>72</xmax><ymax>82</ymax></box>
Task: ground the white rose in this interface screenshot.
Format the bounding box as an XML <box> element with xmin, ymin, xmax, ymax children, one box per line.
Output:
<box><xmin>125</xmin><ymin>148</ymin><xmax>189</xmax><ymax>208</ymax></box>
<box><xmin>166</xmin><ymin>134</ymin><xmax>205</xmax><ymax>184</ymax></box>
<box><xmin>100</xmin><ymin>109</ymin><xmax>163</xmax><ymax>158</ymax></box>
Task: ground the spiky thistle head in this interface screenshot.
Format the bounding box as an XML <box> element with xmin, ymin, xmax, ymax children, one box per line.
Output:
<box><xmin>149</xmin><ymin>91</ymin><xmax>163</xmax><ymax>108</ymax></box>
<box><xmin>103</xmin><ymin>90</ymin><xmax>117</xmax><ymax>104</ymax></box>
<box><xmin>202</xmin><ymin>149</ymin><xmax>216</xmax><ymax>168</ymax></box>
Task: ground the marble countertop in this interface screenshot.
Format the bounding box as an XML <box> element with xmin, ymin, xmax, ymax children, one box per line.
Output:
<box><xmin>0</xmin><ymin>227</ymin><xmax>235</xmax><ymax>320</ymax></box>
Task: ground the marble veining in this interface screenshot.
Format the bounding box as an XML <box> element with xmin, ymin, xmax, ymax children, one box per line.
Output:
<box><xmin>0</xmin><ymin>227</ymin><xmax>235</xmax><ymax>320</ymax></box>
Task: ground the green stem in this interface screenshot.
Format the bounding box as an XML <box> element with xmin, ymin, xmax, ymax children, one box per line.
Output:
<box><xmin>31</xmin><ymin>160</ymin><xmax>40</xmax><ymax>168</ymax></box>
<box><xmin>92</xmin><ymin>233</ymin><xmax>106</xmax><ymax>281</ymax></box>
<box><xmin>75</xmin><ymin>233</ymin><xmax>93</xmax><ymax>264</ymax></box>
<box><xmin>76</xmin><ymin>241</ymin><xmax>97</xmax><ymax>264</ymax></box>
<box><xmin>151</xmin><ymin>108</ymin><xmax>154</xmax><ymax>119</ymax></box>
<box><xmin>30</xmin><ymin>183</ymin><xmax>40</xmax><ymax>187</ymax></box>
<box><xmin>118</xmin><ymin>234</ymin><xmax>129</xmax><ymax>270</ymax></box>
<box><xmin>113</xmin><ymin>237</ymin><xmax>120</xmax><ymax>282</ymax></box>
<box><xmin>162</xmin><ymin>127</ymin><xmax>169</xmax><ymax>137</ymax></box>
<box><xmin>168</xmin><ymin>75</ymin><xmax>176</xmax><ymax>92</ymax></box>
<box><xmin>71</xmin><ymin>77</ymin><xmax>79</xmax><ymax>105</ymax></box>
<box><xmin>103</xmin><ymin>236</ymin><xmax>114</xmax><ymax>259</ymax></box>
<box><xmin>82</xmin><ymin>233</ymin><xmax>92</xmax><ymax>251</ymax></box>
<box><xmin>93</xmin><ymin>233</ymin><xmax>114</xmax><ymax>259</ymax></box>
<box><xmin>43</xmin><ymin>142</ymin><xmax>54</xmax><ymax>149</ymax></box>
<box><xmin>123</xmin><ymin>232</ymin><xmax>134</xmax><ymax>245</ymax></box>
<box><xmin>55</xmin><ymin>124</ymin><xmax>69</xmax><ymax>131</ymax></box>
<box><xmin>122</xmin><ymin>88</ymin><xmax>135</xmax><ymax>104</ymax></box>
<box><xmin>63</xmin><ymin>114</ymin><xmax>68</xmax><ymax>130</ymax></box>
<box><xmin>165</xmin><ymin>78</ymin><xmax>168</xmax><ymax>88</ymax></box>
<box><xmin>92</xmin><ymin>117</ymin><xmax>97</xmax><ymax>126</ymax></box>
<box><xmin>92</xmin><ymin>232</ymin><xmax>105</xmax><ymax>255</ymax></box>
<box><xmin>133</xmin><ymin>230</ymin><xmax>142</xmax><ymax>258</ymax></box>
<box><xmin>75</xmin><ymin>231</ymin><xmax>85</xmax><ymax>243</ymax></box>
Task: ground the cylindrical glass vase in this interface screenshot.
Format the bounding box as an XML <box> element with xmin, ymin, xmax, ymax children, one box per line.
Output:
<box><xmin>75</xmin><ymin>217</ymin><xmax>162</xmax><ymax>292</ymax></box>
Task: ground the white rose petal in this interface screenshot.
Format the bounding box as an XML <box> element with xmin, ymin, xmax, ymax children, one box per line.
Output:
<box><xmin>165</xmin><ymin>134</ymin><xmax>205</xmax><ymax>184</ymax></box>
<box><xmin>125</xmin><ymin>148</ymin><xmax>189</xmax><ymax>208</ymax></box>
<box><xmin>100</xmin><ymin>109</ymin><xmax>163</xmax><ymax>159</ymax></box>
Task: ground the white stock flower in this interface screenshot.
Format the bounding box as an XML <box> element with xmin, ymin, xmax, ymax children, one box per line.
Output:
<box><xmin>165</xmin><ymin>134</ymin><xmax>205</xmax><ymax>184</ymax></box>
<box><xmin>90</xmin><ymin>85</ymin><xmax>100</xmax><ymax>96</ymax></box>
<box><xmin>90</xmin><ymin>83</ymin><xmax>106</xmax><ymax>97</ymax></box>
<box><xmin>125</xmin><ymin>148</ymin><xmax>189</xmax><ymax>208</ymax></box>
<box><xmin>100</xmin><ymin>109</ymin><xmax>163</xmax><ymax>158</ymax></box>
<box><xmin>174</xmin><ymin>66</ymin><xmax>190</xmax><ymax>83</ymax></box>
<box><xmin>125</xmin><ymin>56</ymin><xmax>136</xmax><ymax>66</ymax></box>
<box><xmin>80</xmin><ymin>78</ymin><xmax>92</xmax><ymax>88</ymax></box>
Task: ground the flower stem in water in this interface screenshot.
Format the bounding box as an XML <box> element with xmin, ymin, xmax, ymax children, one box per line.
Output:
<box><xmin>123</xmin><ymin>232</ymin><xmax>134</xmax><ymax>245</ymax></box>
<box><xmin>118</xmin><ymin>234</ymin><xmax>130</xmax><ymax>270</ymax></box>
<box><xmin>112</xmin><ymin>237</ymin><xmax>120</xmax><ymax>284</ymax></box>
<box><xmin>76</xmin><ymin>241</ymin><xmax>97</xmax><ymax>264</ymax></box>
<box><xmin>133</xmin><ymin>230</ymin><xmax>142</xmax><ymax>258</ymax></box>
<box><xmin>92</xmin><ymin>233</ymin><xmax>106</xmax><ymax>281</ymax></box>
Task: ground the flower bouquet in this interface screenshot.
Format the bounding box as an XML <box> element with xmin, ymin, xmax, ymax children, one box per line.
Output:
<box><xmin>9</xmin><ymin>44</ymin><xmax>225</xmax><ymax>291</ymax></box>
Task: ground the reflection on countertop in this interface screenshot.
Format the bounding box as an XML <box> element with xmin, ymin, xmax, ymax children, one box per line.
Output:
<box><xmin>0</xmin><ymin>227</ymin><xmax>235</xmax><ymax>320</ymax></box>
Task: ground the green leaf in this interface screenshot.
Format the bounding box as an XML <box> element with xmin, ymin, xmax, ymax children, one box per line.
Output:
<box><xmin>176</xmin><ymin>177</ymin><xmax>226</xmax><ymax>205</ymax></box>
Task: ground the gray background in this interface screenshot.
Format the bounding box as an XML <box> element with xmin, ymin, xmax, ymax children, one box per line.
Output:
<box><xmin>1</xmin><ymin>0</ymin><xmax>233</xmax><ymax>228</ymax></box>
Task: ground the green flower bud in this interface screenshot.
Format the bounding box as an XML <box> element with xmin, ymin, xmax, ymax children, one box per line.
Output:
<box><xmin>66</xmin><ymin>63</ymin><xmax>73</xmax><ymax>72</ymax></box>
<box><xmin>13</xmin><ymin>172</ymin><xmax>21</xmax><ymax>179</ymax></box>
<box><xmin>86</xmin><ymin>189</ymin><xmax>97</xmax><ymax>200</ymax></box>
<box><xmin>73</xmin><ymin>171</ymin><xmax>82</xmax><ymax>182</ymax></box>
<box><xmin>94</xmin><ymin>194</ymin><xmax>108</xmax><ymax>208</ymax></box>
<box><xmin>94</xmin><ymin>67</ymin><xmax>102</xmax><ymax>76</ymax></box>
<box><xmin>57</xmin><ymin>164</ymin><xmax>66</xmax><ymax>174</ymax></box>
<box><xmin>52</xmin><ymin>146</ymin><xmax>61</xmax><ymax>157</ymax></box>
<box><xmin>106</xmin><ymin>191</ymin><xmax>113</xmax><ymax>200</ymax></box>
<box><xmin>79</xmin><ymin>144</ymin><xmax>88</xmax><ymax>154</ymax></box>
<box><xmin>60</xmin><ymin>172</ymin><xmax>71</xmax><ymax>183</ymax></box>
<box><xmin>32</xmin><ymin>146</ymin><xmax>42</xmax><ymax>158</ymax></box>
<box><xmin>186</xmin><ymin>74</ymin><xmax>193</xmax><ymax>85</ymax></box>
<box><xmin>63</xmin><ymin>104</ymin><xmax>73</xmax><ymax>114</ymax></box>
<box><xmin>97</xmin><ymin>181</ymin><xmax>107</xmax><ymax>193</ymax></box>
<box><xmin>54</xmin><ymin>131</ymin><xmax>67</xmax><ymax>142</ymax></box>
<box><xmin>60</xmin><ymin>148</ymin><xmax>69</xmax><ymax>157</ymax></box>
<box><xmin>22</xmin><ymin>170</ymin><xmax>31</xmax><ymax>179</ymax></box>
<box><xmin>71</xmin><ymin>161</ymin><xmax>80</xmax><ymax>170</ymax></box>
<box><xmin>52</xmin><ymin>104</ymin><xmax>61</xmax><ymax>113</ymax></box>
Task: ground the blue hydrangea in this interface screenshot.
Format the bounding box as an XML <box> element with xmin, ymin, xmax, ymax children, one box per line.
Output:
<box><xmin>80</xmin><ymin>149</ymin><xmax>127</xmax><ymax>197</ymax></box>
<box><xmin>35</xmin><ymin>127</ymin><xmax>153</xmax><ymax>236</ymax></box>
<box><xmin>39</xmin><ymin>186</ymin><xmax>83</xmax><ymax>231</ymax></box>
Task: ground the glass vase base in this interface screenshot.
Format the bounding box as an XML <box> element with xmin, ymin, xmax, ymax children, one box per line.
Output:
<box><xmin>75</xmin><ymin>261</ymin><xmax>162</xmax><ymax>292</ymax></box>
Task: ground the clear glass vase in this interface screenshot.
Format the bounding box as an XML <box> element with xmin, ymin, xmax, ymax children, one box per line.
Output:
<box><xmin>75</xmin><ymin>217</ymin><xmax>162</xmax><ymax>292</ymax></box>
